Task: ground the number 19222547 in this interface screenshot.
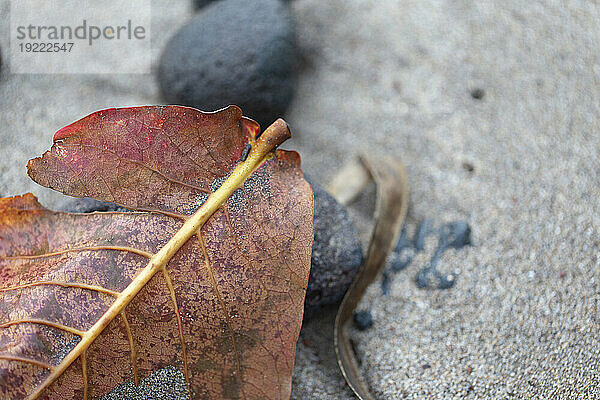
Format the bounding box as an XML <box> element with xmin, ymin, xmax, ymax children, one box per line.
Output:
<box><xmin>19</xmin><ymin>42</ymin><xmax>74</xmax><ymax>52</ymax></box>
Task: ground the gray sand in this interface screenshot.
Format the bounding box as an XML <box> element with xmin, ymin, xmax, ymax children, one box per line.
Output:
<box><xmin>1</xmin><ymin>0</ymin><xmax>600</xmax><ymax>399</ymax></box>
<box><xmin>289</xmin><ymin>1</ymin><xmax>600</xmax><ymax>399</ymax></box>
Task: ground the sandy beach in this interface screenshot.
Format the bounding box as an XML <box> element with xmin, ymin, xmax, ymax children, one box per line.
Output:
<box><xmin>1</xmin><ymin>0</ymin><xmax>599</xmax><ymax>398</ymax></box>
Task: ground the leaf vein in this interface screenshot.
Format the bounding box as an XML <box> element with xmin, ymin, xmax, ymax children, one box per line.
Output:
<box><xmin>0</xmin><ymin>281</ymin><xmax>119</xmax><ymax>298</ymax></box>
<box><xmin>60</xmin><ymin>143</ymin><xmax>211</xmax><ymax>194</ymax></box>
<box><xmin>0</xmin><ymin>355</ymin><xmax>54</xmax><ymax>370</ymax></box>
<box><xmin>161</xmin><ymin>267</ymin><xmax>190</xmax><ymax>388</ymax></box>
<box><xmin>119</xmin><ymin>311</ymin><xmax>139</xmax><ymax>385</ymax></box>
<box><xmin>2</xmin><ymin>245</ymin><xmax>152</xmax><ymax>261</ymax></box>
<box><xmin>0</xmin><ymin>319</ymin><xmax>84</xmax><ymax>337</ymax></box>
<box><xmin>197</xmin><ymin>233</ymin><xmax>247</xmax><ymax>400</ymax></box>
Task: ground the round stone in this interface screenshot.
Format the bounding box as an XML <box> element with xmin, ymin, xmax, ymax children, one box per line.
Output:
<box><xmin>304</xmin><ymin>182</ymin><xmax>364</xmax><ymax>316</ymax></box>
<box><xmin>159</xmin><ymin>0</ymin><xmax>296</xmax><ymax>127</ymax></box>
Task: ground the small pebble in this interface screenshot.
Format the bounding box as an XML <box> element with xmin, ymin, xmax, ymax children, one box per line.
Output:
<box><xmin>415</xmin><ymin>261</ymin><xmax>457</xmax><ymax>290</ymax></box>
<box><xmin>438</xmin><ymin>221</ymin><xmax>471</xmax><ymax>250</ymax></box>
<box><xmin>462</xmin><ymin>161</ymin><xmax>475</xmax><ymax>173</ymax></box>
<box><xmin>353</xmin><ymin>310</ymin><xmax>374</xmax><ymax>331</ymax></box>
<box><xmin>387</xmin><ymin>230</ymin><xmax>415</xmax><ymax>272</ymax></box>
<box><xmin>437</xmin><ymin>272</ymin><xmax>457</xmax><ymax>289</ymax></box>
<box><xmin>415</xmin><ymin>265</ymin><xmax>435</xmax><ymax>289</ymax></box>
<box><xmin>470</xmin><ymin>87</ymin><xmax>485</xmax><ymax>100</ymax></box>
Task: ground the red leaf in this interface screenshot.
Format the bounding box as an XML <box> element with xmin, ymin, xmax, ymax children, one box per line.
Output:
<box><xmin>0</xmin><ymin>106</ymin><xmax>313</xmax><ymax>400</ymax></box>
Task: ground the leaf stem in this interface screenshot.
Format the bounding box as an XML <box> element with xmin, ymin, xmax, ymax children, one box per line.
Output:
<box><xmin>27</xmin><ymin>119</ymin><xmax>291</xmax><ymax>400</ymax></box>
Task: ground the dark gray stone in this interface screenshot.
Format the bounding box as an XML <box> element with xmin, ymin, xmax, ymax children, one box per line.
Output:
<box><xmin>353</xmin><ymin>310</ymin><xmax>373</xmax><ymax>331</ymax></box>
<box><xmin>192</xmin><ymin>0</ymin><xmax>219</xmax><ymax>10</ymax></box>
<box><xmin>160</xmin><ymin>0</ymin><xmax>296</xmax><ymax>127</ymax></box>
<box><xmin>305</xmin><ymin>182</ymin><xmax>363</xmax><ymax>315</ymax></box>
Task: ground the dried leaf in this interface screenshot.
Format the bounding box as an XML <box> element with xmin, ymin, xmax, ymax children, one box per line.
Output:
<box><xmin>334</xmin><ymin>155</ymin><xmax>408</xmax><ymax>400</ymax></box>
<box><xmin>0</xmin><ymin>105</ymin><xmax>314</xmax><ymax>400</ymax></box>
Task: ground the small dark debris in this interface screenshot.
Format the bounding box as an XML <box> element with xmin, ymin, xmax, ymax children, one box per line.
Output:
<box><xmin>415</xmin><ymin>255</ymin><xmax>458</xmax><ymax>290</ymax></box>
<box><xmin>389</xmin><ymin>250</ymin><xmax>414</xmax><ymax>272</ymax></box>
<box><xmin>415</xmin><ymin>265</ymin><xmax>445</xmax><ymax>289</ymax></box>
<box><xmin>535</xmin><ymin>78</ymin><xmax>544</xmax><ymax>88</ymax></box>
<box><xmin>438</xmin><ymin>221</ymin><xmax>471</xmax><ymax>251</ymax></box>
<box><xmin>381</xmin><ymin>271</ymin><xmax>391</xmax><ymax>295</ymax></box>
<box><xmin>240</xmin><ymin>143</ymin><xmax>251</xmax><ymax>162</ymax></box>
<box><xmin>58</xmin><ymin>197</ymin><xmax>131</xmax><ymax>213</ymax></box>
<box><xmin>415</xmin><ymin>265</ymin><xmax>431</xmax><ymax>289</ymax></box>
<box><xmin>422</xmin><ymin>363</ymin><xmax>431</xmax><ymax>369</ymax></box>
<box><xmin>388</xmin><ymin>220</ymin><xmax>472</xmax><ymax>291</ymax></box>
<box><xmin>394</xmin><ymin>229</ymin><xmax>413</xmax><ymax>253</ymax></box>
<box><xmin>192</xmin><ymin>0</ymin><xmax>217</xmax><ymax>9</ymax></box>
<box><xmin>462</xmin><ymin>161</ymin><xmax>475</xmax><ymax>173</ymax></box>
<box><xmin>414</xmin><ymin>220</ymin><xmax>471</xmax><ymax>289</ymax></box>
<box><xmin>437</xmin><ymin>272</ymin><xmax>457</xmax><ymax>289</ymax></box>
<box><xmin>388</xmin><ymin>229</ymin><xmax>415</xmax><ymax>272</ymax></box>
<box><xmin>353</xmin><ymin>310</ymin><xmax>374</xmax><ymax>331</ymax></box>
<box><xmin>470</xmin><ymin>87</ymin><xmax>485</xmax><ymax>100</ymax></box>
